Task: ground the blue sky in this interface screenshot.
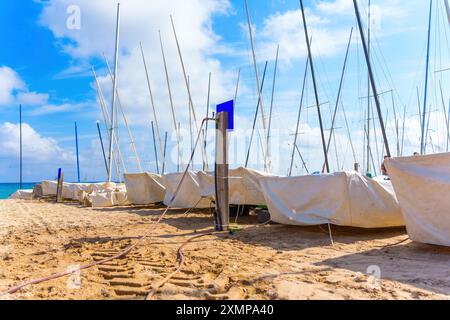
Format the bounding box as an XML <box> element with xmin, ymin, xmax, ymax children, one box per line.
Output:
<box><xmin>0</xmin><ymin>0</ymin><xmax>448</xmax><ymax>183</ymax></box>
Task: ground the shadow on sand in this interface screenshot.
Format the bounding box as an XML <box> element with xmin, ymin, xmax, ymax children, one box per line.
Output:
<box><xmin>316</xmin><ymin>241</ymin><xmax>450</xmax><ymax>296</ymax></box>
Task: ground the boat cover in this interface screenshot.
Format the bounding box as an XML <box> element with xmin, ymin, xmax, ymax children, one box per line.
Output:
<box><xmin>258</xmin><ymin>171</ymin><xmax>404</xmax><ymax>228</ymax></box>
<box><xmin>386</xmin><ymin>153</ymin><xmax>450</xmax><ymax>246</ymax></box>
<box><xmin>124</xmin><ymin>172</ymin><xmax>165</xmax><ymax>205</ymax></box>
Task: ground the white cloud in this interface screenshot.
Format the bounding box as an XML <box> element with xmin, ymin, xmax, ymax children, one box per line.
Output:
<box><xmin>0</xmin><ymin>66</ymin><xmax>50</xmax><ymax>107</ymax></box>
<box><xmin>317</xmin><ymin>0</ymin><xmax>408</xmax><ymax>20</ymax></box>
<box><xmin>0</xmin><ymin>67</ymin><xmax>25</xmax><ymax>105</ymax></box>
<box><xmin>255</xmin><ymin>8</ymin><xmax>350</xmax><ymax>64</ymax></box>
<box><xmin>0</xmin><ymin>122</ymin><xmax>74</xmax><ymax>162</ymax></box>
<box><xmin>316</xmin><ymin>0</ymin><xmax>354</xmax><ymax>15</ymax></box>
<box><xmin>16</xmin><ymin>92</ymin><xmax>50</xmax><ymax>106</ymax></box>
<box><xmin>29</xmin><ymin>102</ymin><xmax>91</xmax><ymax>116</ymax></box>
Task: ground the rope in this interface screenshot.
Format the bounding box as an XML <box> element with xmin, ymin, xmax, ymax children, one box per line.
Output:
<box><xmin>374</xmin><ymin>236</ymin><xmax>410</xmax><ymax>249</ymax></box>
<box><xmin>183</xmin><ymin>197</ymin><xmax>205</xmax><ymax>216</ymax></box>
<box><xmin>146</xmin><ymin>231</ymin><xmax>223</xmax><ymax>300</ymax></box>
<box><xmin>0</xmin><ymin>118</ymin><xmax>214</xmax><ymax>298</ymax></box>
<box><xmin>146</xmin><ymin>219</ymin><xmax>275</xmax><ymax>300</ymax></box>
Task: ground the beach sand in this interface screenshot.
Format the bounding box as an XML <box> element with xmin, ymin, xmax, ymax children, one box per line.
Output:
<box><xmin>0</xmin><ymin>199</ymin><xmax>449</xmax><ymax>300</ymax></box>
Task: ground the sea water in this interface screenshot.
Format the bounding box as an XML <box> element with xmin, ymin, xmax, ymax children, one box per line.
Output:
<box><xmin>0</xmin><ymin>183</ymin><xmax>36</xmax><ymax>199</ymax></box>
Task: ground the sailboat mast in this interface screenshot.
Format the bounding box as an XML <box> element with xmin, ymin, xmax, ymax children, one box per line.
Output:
<box><xmin>289</xmin><ymin>56</ymin><xmax>309</xmax><ymax>177</ymax></box>
<box><xmin>170</xmin><ymin>15</ymin><xmax>206</xmax><ymax>166</ymax></box>
<box><xmin>267</xmin><ymin>45</ymin><xmax>279</xmax><ymax>149</ymax></box>
<box><xmin>108</xmin><ymin>3</ymin><xmax>121</xmax><ymax>182</ymax></box>
<box><xmin>96</xmin><ymin>120</ymin><xmax>109</xmax><ymax>177</ymax></box>
<box><xmin>245</xmin><ymin>0</ymin><xmax>269</xmax><ymax>171</ymax></box>
<box><xmin>445</xmin><ymin>0</ymin><xmax>450</xmax><ymax>27</ymax></box>
<box><xmin>366</xmin><ymin>0</ymin><xmax>371</xmax><ymax>173</ymax></box>
<box><xmin>203</xmin><ymin>72</ymin><xmax>211</xmax><ymax>171</ymax></box>
<box><xmin>439</xmin><ymin>81</ymin><xmax>450</xmax><ymax>151</ymax></box>
<box><xmin>75</xmin><ymin>122</ymin><xmax>80</xmax><ymax>183</ymax></box>
<box><xmin>103</xmin><ymin>53</ymin><xmax>143</xmax><ymax>172</ymax></box>
<box><xmin>92</xmin><ymin>66</ymin><xmax>125</xmax><ymax>177</ymax></box>
<box><xmin>353</xmin><ymin>0</ymin><xmax>391</xmax><ymax>158</ymax></box>
<box><xmin>139</xmin><ymin>42</ymin><xmax>165</xmax><ymax>173</ymax></box>
<box><xmin>420</xmin><ymin>0</ymin><xmax>433</xmax><ymax>155</ymax></box>
<box><xmin>245</xmin><ymin>61</ymin><xmax>268</xmax><ymax>169</ymax></box>
<box><xmin>162</xmin><ymin>131</ymin><xmax>168</xmax><ymax>174</ymax></box>
<box><xmin>159</xmin><ymin>30</ymin><xmax>181</xmax><ymax>172</ymax></box>
<box><xmin>151</xmin><ymin>121</ymin><xmax>160</xmax><ymax>174</ymax></box>
<box><xmin>299</xmin><ymin>0</ymin><xmax>330</xmax><ymax>173</ymax></box>
<box><xmin>322</xmin><ymin>28</ymin><xmax>353</xmax><ymax>173</ymax></box>
<box><xmin>19</xmin><ymin>104</ymin><xmax>22</xmax><ymax>189</ymax></box>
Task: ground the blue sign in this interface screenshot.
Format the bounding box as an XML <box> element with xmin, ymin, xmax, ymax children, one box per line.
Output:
<box><xmin>216</xmin><ymin>100</ymin><xmax>234</xmax><ymax>130</ymax></box>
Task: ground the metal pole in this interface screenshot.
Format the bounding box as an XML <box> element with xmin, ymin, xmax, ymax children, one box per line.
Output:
<box><xmin>366</xmin><ymin>0</ymin><xmax>371</xmax><ymax>173</ymax></box>
<box><xmin>204</xmin><ymin>72</ymin><xmax>212</xmax><ymax>171</ymax></box>
<box><xmin>341</xmin><ymin>100</ymin><xmax>358</xmax><ymax>165</ymax></box>
<box><xmin>159</xmin><ymin>30</ymin><xmax>181</xmax><ymax>171</ymax></box>
<box><xmin>391</xmin><ymin>91</ymin><xmax>400</xmax><ymax>157</ymax></box>
<box><xmin>245</xmin><ymin>61</ymin><xmax>268</xmax><ymax>168</ymax></box>
<box><xmin>401</xmin><ymin>105</ymin><xmax>407</xmax><ymax>156</ymax></box>
<box><xmin>445</xmin><ymin>0</ymin><xmax>450</xmax><ymax>27</ymax></box>
<box><xmin>151</xmin><ymin>121</ymin><xmax>160</xmax><ymax>174</ymax></box>
<box><xmin>19</xmin><ymin>104</ymin><xmax>22</xmax><ymax>189</ymax></box>
<box><xmin>103</xmin><ymin>53</ymin><xmax>142</xmax><ymax>172</ymax></box>
<box><xmin>234</xmin><ymin>68</ymin><xmax>241</xmax><ymax>102</ymax></box>
<box><xmin>75</xmin><ymin>122</ymin><xmax>80</xmax><ymax>183</ymax></box>
<box><xmin>294</xmin><ymin>143</ymin><xmax>309</xmax><ymax>174</ymax></box>
<box><xmin>322</xmin><ymin>28</ymin><xmax>353</xmax><ymax>173</ymax></box>
<box><xmin>97</xmin><ymin>120</ymin><xmax>109</xmax><ymax>177</ymax></box>
<box><xmin>267</xmin><ymin>44</ymin><xmax>279</xmax><ymax>149</ymax></box>
<box><xmin>416</xmin><ymin>87</ymin><xmax>423</xmax><ymax>130</ymax></box>
<box><xmin>353</xmin><ymin>0</ymin><xmax>391</xmax><ymax>158</ymax></box>
<box><xmin>177</xmin><ymin>122</ymin><xmax>181</xmax><ymax>172</ymax></box>
<box><xmin>140</xmin><ymin>42</ymin><xmax>165</xmax><ymax>171</ymax></box>
<box><xmin>92</xmin><ymin>66</ymin><xmax>125</xmax><ymax>176</ymax></box>
<box><xmin>170</xmin><ymin>16</ymin><xmax>206</xmax><ymax>166</ymax></box>
<box><xmin>289</xmin><ymin>56</ymin><xmax>309</xmax><ymax>176</ymax></box>
<box><xmin>56</xmin><ymin>168</ymin><xmax>63</xmax><ymax>203</ymax></box>
<box><xmin>244</xmin><ymin>0</ymin><xmax>269</xmax><ymax>170</ymax></box>
<box><xmin>214</xmin><ymin>112</ymin><xmax>229</xmax><ymax>231</ymax></box>
<box><xmin>420</xmin><ymin>0</ymin><xmax>433</xmax><ymax>155</ymax></box>
<box><xmin>162</xmin><ymin>131</ymin><xmax>168</xmax><ymax>175</ymax></box>
<box><xmin>187</xmin><ymin>76</ymin><xmax>194</xmax><ymax>155</ymax></box>
<box><xmin>107</xmin><ymin>3</ymin><xmax>120</xmax><ymax>182</ymax></box>
<box><xmin>448</xmin><ymin>98</ymin><xmax>450</xmax><ymax>153</ymax></box>
<box><xmin>299</xmin><ymin>0</ymin><xmax>330</xmax><ymax>172</ymax></box>
<box><xmin>438</xmin><ymin>81</ymin><xmax>450</xmax><ymax>152</ymax></box>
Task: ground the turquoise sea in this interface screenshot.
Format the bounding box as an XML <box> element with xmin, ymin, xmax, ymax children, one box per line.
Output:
<box><xmin>0</xmin><ymin>183</ymin><xmax>36</xmax><ymax>199</ymax></box>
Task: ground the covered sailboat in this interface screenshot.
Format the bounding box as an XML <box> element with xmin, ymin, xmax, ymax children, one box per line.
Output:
<box><xmin>258</xmin><ymin>171</ymin><xmax>404</xmax><ymax>228</ymax></box>
<box><xmin>124</xmin><ymin>172</ymin><xmax>165</xmax><ymax>205</ymax></box>
<box><xmin>386</xmin><ymin>153</ymin><xmax>450</xmax><ymax>246</ymax></box>
<box><xmin>197</xmin><ymin>167</ymin><xmax>274</xmax><ymax>206</ymax></box>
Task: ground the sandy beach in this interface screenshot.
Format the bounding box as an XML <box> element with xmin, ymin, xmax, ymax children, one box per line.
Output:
<box><xmin>0</xmin><ymin>199</ymin><xmax>449</xmax><ymax>300</ymax></box>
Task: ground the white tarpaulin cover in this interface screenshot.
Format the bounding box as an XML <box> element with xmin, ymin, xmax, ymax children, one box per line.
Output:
<box><xmin>386</xmin><ymin>153</ymin><xmax>450</xmax><ymax>246</ymax></box>
<box><xmin>124</xmin><ymin>173</ymin><xmax>165</xmax><ymax>205</ymax></box>
<box><xmin>88</xmin><ymin>183</ymin><xmax>129</xmax><ymax>208</ymax></box>
<box><xmin>8</xmin><ymin>189</ymin><xmax>34</xmax><ymax>200</ymax></box>
<box><xmin>42</xmin><ymin>180</ymin><xmax>58</xmax><ymax>196</ymax></box>
<box><xmin>162</xmin><ymin>172</ymin><xmax>211</xmax><ymax>208</ymax></box>
<box><xmin>197</xmin><ymin>167</ymin><xmax>273</xmax><ymax>206</ymax></box>
<box><xmin>258</xmin><ymin>171</ymin><xmax>404</xmax><ymax>228</ymax></box>
<box><xmin>40</xmin><ymin>180</ymin><xmax>125</xmax><ymax>206</ymax></box>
